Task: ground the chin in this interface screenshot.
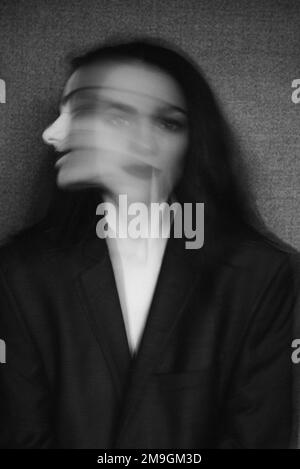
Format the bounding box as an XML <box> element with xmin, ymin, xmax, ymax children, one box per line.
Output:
<box><xmin>56</xmin><ymin>171</ymin><xmax>98</xmax><ymax>191</ymax></box>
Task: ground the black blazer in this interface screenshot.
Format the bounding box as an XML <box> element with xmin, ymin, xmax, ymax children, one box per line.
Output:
<box><xmin>0</xmin><ymin>225</ymin><xmax>296</xmax><ymax>448</ymax></box>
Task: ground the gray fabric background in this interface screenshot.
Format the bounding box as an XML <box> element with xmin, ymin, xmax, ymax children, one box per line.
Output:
<box><xmin>0</xmin><ymin>0</ymin><xmax>299</xmax><ymax>447</ymax></box>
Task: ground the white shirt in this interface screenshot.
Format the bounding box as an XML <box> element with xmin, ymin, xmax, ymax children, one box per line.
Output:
<box><xmin>104</xmin><ymin>198</ymin><xmax>172</xmax><ymax>355</ymax></box>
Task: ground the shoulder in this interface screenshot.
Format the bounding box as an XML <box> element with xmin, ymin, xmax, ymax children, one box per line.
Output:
<box><xmin>0</xmin><ymin>223</ymin><xmax>69</xmax><ymax>277</ymax></box>
<box><xmin>218</xmin><ymin>231</ymin><xmax>298</xmax><ymax>298</ymax></box>
<box><xmin>222</xmin><ymin>229</ymin><xmax>296</xmax><ymax>270</ymax></box>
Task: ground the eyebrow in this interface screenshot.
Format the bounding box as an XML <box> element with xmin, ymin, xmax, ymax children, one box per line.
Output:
<box><xmin>60</xmin><ymin>87</ymin><xmax>99</xmax><ymax>106</ymax></box>
<box><xmin>60</xmin><ymin>86</ymin><xmax>187</xmax><ymax>115</ymax></box>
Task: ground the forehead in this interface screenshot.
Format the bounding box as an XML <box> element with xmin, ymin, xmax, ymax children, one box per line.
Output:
<box><xmin>62</xmin><ymin>62</ymin><xmax>186</xmax><ymax>110</ymax></box>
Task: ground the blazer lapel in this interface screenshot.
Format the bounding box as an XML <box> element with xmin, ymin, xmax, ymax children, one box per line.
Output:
<box><xmin>75</xmin><ymin>231</ymin><xmax>133</xmax><ymax>402</ymax></box>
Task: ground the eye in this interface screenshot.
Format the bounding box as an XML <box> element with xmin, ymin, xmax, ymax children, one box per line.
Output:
<box><xmin>106</xmin><ymin>114</ymin><xmax>131</xmax><ymax>127</ymax></box>
<box><xmin>70</xmin><ymin>105</ymin><xmax>98</xmax><ymax>118</ymax></box>
<box><xmin>155</xmin><ymin>117</ymin><xmax>187</xmax><ymax>132</ymax></box>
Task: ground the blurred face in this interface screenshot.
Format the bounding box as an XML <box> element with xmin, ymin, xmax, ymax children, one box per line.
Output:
<box><xmin>42</xmin><ymin>61</ymin><xmax>189</xmax><ymax>203</ymax></box>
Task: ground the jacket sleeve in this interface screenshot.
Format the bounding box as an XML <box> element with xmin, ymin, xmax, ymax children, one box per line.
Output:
<box><xmin>0</xmin><ymin>259</ymin><xmax>55</xmax><ymax>448</ymax></box>
<box><xmin>218</xmin><ymin>253</ymin><xmax>296</xmax><ymax>448</ymax></box>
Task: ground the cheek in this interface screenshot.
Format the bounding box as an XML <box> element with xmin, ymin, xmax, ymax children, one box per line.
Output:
<box><xmin>160</xmin><ymin>135</ymin><xmax>188</xmax><ymax>169</ymax></box>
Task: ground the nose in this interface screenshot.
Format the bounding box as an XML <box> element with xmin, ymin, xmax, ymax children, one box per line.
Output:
<box><xmin>42</xmin><ymin>113</ymin><xmax>69</xmax><ymax>150</ymax></box>
<box><xmin>130</xmin><ymin>118</ymin><xmax>157</xmax><ymax>157</ymax></box>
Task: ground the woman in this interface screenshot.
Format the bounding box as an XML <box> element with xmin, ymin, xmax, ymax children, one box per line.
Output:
<box><xmin>0</xmin><ymin>38</ymin><xmax>297</xmax><ymax>448</ymax></box>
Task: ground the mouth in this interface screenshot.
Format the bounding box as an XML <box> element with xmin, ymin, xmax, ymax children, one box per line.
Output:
<box><xmin>54</xmin><ymin>150</ymin><xmax>162</xmax><ymax>181</ymax></box>
<box><xmin>54</xmin><ymin>149</ymin><xmax>74</xmax><ymax>169</ymax></box>
<box><xmin>122</xmin><ymin>163</ymin><xmax>157</xmax><ymax>179</ymax></box>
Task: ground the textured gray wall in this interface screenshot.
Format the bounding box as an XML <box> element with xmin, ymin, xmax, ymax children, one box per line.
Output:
<box><xmin>0</xmin><ymin>0</ymin><xmax>299</xmax><ymax>249</ymax></box>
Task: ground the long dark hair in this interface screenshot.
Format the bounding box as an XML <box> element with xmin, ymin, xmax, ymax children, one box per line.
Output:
<box><xmin>10</xmin><ymin>37</ymin><xmax>295</xmax><ymax>255</ymax></box>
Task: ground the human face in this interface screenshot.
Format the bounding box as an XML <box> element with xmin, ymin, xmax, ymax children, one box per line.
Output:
<box><xmin>42</xmin><ymin>61</ymin><xmax>189</xmax><ymax>203</ymax></box>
